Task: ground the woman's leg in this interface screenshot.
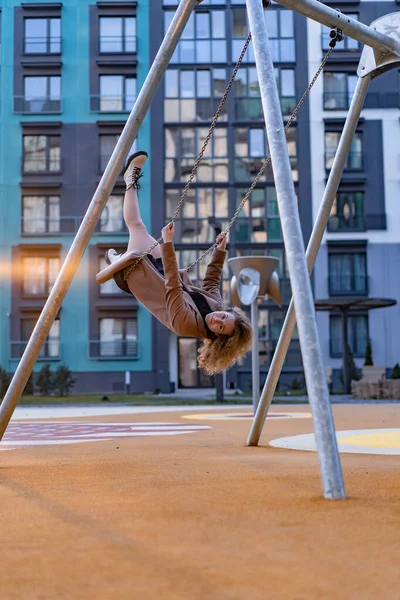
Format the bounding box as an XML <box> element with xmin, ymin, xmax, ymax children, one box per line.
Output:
<box><xmin>124</xmin><ymin>186</ymin><xmax>162</xmax><ymax>258</ymax></box>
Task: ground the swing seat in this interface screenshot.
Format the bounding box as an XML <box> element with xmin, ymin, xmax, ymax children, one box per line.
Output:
<box><xmin>96</xmin><ymin>250</ymin><xmax>142</xmax><ymax>284</ymax></box>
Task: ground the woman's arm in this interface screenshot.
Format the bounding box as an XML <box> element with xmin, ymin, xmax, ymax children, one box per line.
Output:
<box><xmin>202</xmin><ymin>233</ymin><xmax>227</xmax><ymax>299</ymax></box>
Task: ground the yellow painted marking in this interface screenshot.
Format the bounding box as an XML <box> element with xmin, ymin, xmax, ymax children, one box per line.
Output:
<box><xmin>182</xmin><ymin>412</ymin><xmax>312</xmax><ymax>421</ymax></box>
<box><xmin>339</xmin><ymin>431</ymin><xmax>400</xmax><ymax>449</ymax></box>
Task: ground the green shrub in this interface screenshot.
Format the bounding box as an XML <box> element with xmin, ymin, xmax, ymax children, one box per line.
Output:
<box><xmin>0</xmin><ymin>366</ymin><xmax>10</xmax><ymax>398</ymax></box>
<box><xmin>23</xmin><ymin>372</ymin><xmax>35</xmax><ymax>395</ymax></box>
<box><xmin>36</xmin><ymin>364</ymin><xmax>54</xmax><ymax>396</ymax></box>
<box><xmin>364</xmin><ymin>340</ymin><xmax>373</xmax><ymax>366</ymax></box>
<box><xmin>391</xmin><ymin>363</ymin><xmax>400</xmax><ymax>380</ymax></box>
<box><xmin>53</xmin><ymin>364</ymin><xmax>76</xmax><ymax>397</ymax></box>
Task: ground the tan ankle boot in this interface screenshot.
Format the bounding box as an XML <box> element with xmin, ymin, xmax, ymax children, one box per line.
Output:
<box><xmin>121</xmin><ymin>151</ymin><xmax>148</xmax><ymax>190</ymax></box>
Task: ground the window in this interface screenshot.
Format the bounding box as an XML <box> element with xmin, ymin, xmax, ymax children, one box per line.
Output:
<box><xmin>99</xmin><ymin>134</ymin><xmax>137</xmax><ymax>172</ymax></box>
<box><xmin>23</xmin><ymin>135</ymin><xmax>61</xmax><ymax>173</ymax></box>
<box><xmin>98</xmin><ymin>258</ymin><xmax>126</xmax><ymax>295</ymax></box>
<box><xmin>330</xmin><ymin>314</ymin><xmax>368</xmax><ymax>358</ymax></box>
<box><xmin>232</xmin><ymin>8</ymin><xmax>295</xmax><ymax>63</ymax></box>
<box><xmin>21</xmin><ymin>317</ymin><xmax>60</xmax><ymax>359</ymax></box>
<box><xmin>322</xmin><ymin>15</ymin><xmax>359</xmax><ymax>51</ymax></box>
<box><xmin>235</xmin><ymin>187</ymin><xmax>282</xmax><ymax>243</ymax></box>
<box><xmin>99</xmin><ymin>318</ymin><xmax>138</xmax><ymax>357</ymax></box>
<box><xmin>22</xmin><ymin>256</ymin><xmax>60</xmax><ymax>296</ymax></box>
<box><xmin>22</xmin><ymin>195</ymin><xmax>60</xmax><ymax>234</ymax></box>
<box><xmin>19</xmin><ymin>76</ymin><xmax>61</xmax><ymax>114</ymax></box>
<box><xmin>324</xmin><ymin>73</ymin><xmax>357</xmax><ymax>110</ymax></box>
<box><xmin>166</xmin><ymin>187</ymin><xmax>229</xmax><ymax>245</ymax></box>
<box><xmin>234</xmin><ymin>127</ymin><xmax>297</xmax><ymax>182</ymax></box>
<box><xmin>164</xmin><ymin>68</ymin><xmax>227</xmax><ymax>122</ymax></box>
<box><xmin>328</xmin><ymin>192</ymin><xmax>365</xmax><ymax>232</ymax></box>
<box><xmin>325</xmin><ymin>132</ymin><xmax>362</xmax><ymax>170</ymax></box>
<box><xmin>328</xmin><ymin>252</ymin><xmax>368</xmax><ymax>295</ymax></box>
<box><xmin>165</xmin><ymin>127</ymin><xmax>228</xmax><ymax>182</ymax></box>
<box><xmin>165</xmin><ymin>10</ymin><xmax>227</xmax><ymax>63</ymax></box>
<box><xmin>99</xmin><ymin>16</ymin><xmax>136</xmax><ymax>53</ymax></box>
<box><xmin>24</xmin><ymin>17</ymin><xmax>61</xmax><ymax>54</ymax></box>
<box><xmin>235</xmin><ymin>67</ymin><xmax>295</xmax><ymax>120</ymax></box>
<box><xmin>98</xmin><ymin>75</ymin><xmax>136</xmax><ymax>112</ymax></box>
<box><xmin>99</xmin><ymin>195</ymin><xmax>126</xmax><ymax>233</ymax></box>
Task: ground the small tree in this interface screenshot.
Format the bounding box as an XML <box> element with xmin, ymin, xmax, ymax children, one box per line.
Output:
<box><xmin>36</xmin><ymin>364</ymin><xmax>54</xmax><ymax>396</ymax></box>
<box><xmin>348</xmin><ymin>346</ymin><xmax>360</xmax><ymax>382</ymax></box>
<box><xmin>0</xmin><ymin>366</ymin><xmax>10</xmax><ymax>398</ymax></box>
<box><xmin>53</xmin><ymin>364</ymin><xmax>76</xmax><ymax>397</ymax></box>
<box><xmin>391</xmin><ymin>363</ymin><xmax>400</xmax><ymax>380</ymax></box>
<box><xmin>364</xmin><ymin>340</ymin><xmax>373</xmax><ymax>366</ymax></box>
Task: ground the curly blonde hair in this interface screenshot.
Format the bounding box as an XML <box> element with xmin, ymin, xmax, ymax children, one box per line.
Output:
<box><xmin>197</xmin><ymin>307</ymin><xmax>253</xmax><ymax>375</ymax></box>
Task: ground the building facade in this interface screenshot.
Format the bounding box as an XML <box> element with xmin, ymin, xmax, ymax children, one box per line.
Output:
<box><xmin>0</xmin><ymin>0</ymin><xmax>399</xmax><ymax>394</ymax></box>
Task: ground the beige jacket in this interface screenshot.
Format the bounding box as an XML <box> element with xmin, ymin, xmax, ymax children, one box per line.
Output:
<box><xmin>124</xmin><ymin>242</ymin><xmax>226</xmax><ymax>338</ymax></box>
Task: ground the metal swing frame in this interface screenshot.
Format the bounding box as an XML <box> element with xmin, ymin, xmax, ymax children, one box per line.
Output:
<box><xmin>1</xmin><ymin>0</ymin><xmax>400</xmax><ymax>500</ymax></box>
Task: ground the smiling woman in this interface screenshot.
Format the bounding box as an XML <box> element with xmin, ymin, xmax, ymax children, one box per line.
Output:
<box><xmin>97</xmin><ymin>151</ymin><xmax>253</xmax><ymax>374</ymax></box>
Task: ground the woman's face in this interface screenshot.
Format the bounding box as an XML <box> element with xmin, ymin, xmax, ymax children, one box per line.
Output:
<box><xmin>205</xmin><ymin>311</ymin><xmax>236</xmax><ymax>336</ymax></box>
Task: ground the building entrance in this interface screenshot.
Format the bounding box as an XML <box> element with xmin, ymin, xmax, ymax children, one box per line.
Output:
<box><xmin>178</xmin><ymin>338</ymin><xmax>214</xmax><ymax>388</ymax></box>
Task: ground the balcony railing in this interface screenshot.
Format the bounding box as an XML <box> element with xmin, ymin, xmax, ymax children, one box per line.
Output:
<box><xmin>21</xmin><ymin>216</ymin><xmax>128</xmax><ymax>236</ymax></box>
<box><xmin>22</xmin><ymin>155</ymin><xmax>62</xmax><ymax>174</ymax></box>
<box><xmin>89</xmin><ymin>340</ymin><xmax>138</xmax><ymax>359</ymax></box>
<box><xmin>24</xmin><ymin>36</ymin><xmax>62</xmax><ymax>54</ymax></box>
<box><xmin>14</xmin><ymin>96</ymin><xmax>62</xmax><ymax>114</ymax></box>
<box><xmin>328</xmin><ymin>274</ymin><xmax>369</xmax><ymax>296</ymax></box>
<box><xmin>324</xmin><ymin>91</ymin><xmax>400</xmax><ymax>111</ymax></box>
<box><xmin>325</xmin><ymin>150</ymin><xmax>363</xmax><ymax>171</ymax></box>
<box><xmin>90</xmin><ymin>95</ymin><xmax>136</xmax><ymax>113</ymax></box>
<box><xmin>327</xmin><ymin>213</ymin><xmax>365</xmax><ymax>232</ymax></box>
<box><xmin>99</xmin><ymin>35</ymin><xmax>137</xmax><ymax>53</ymax></box>
<box><xmin>234</xmin><ymin>96</ymin><xmax>296</xmax><ymax>120</ymax></box>
<box><xmin>10</xmin><ymin>341</ymin><xmax>60</xmax><ymax>360</ymax></box>
<box><xmin>234</xmin><ymin>155</ymin><xmax>297</xmax><ymax>182</ymax></box>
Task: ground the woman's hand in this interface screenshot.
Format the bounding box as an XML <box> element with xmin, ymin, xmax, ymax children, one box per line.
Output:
<box><xmin>162</xmin><ymin>222</ymin><xmax>175</xmax><ymax>243</ymax></box>
<box><xmin>216</xmin><ymin>232</ymin><xmax>227</xmax><ymax>251</ymax></box>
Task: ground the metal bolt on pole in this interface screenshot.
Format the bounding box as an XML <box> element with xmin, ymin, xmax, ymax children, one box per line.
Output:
<box><xmin>0</xmin><ymin>0</ymin><xmax>198</xmax><ymax>440</ymax></box>
<box><xmin>247</xmin><ymin>75</ymin><xmax>371</xmax><ymax>447</ymax></box>
<box><xmin>246</xmin><ymin>0</ymin><xmax>345</xmax><ymax>499</ymax></box>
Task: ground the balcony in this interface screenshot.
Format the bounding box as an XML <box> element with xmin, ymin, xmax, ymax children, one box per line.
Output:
<box><xmin>24</xmin><ymin>36</ymin><xmax>62</xmax><ymax>54</ymax></box>
<box><xmin>325</xmin><ymin>150</ymin><xmax>363</xmax><ymax>171</ymax></box>
<box><xmin>328</xmin><ymin>274</ymin><xmax>369</xmax><ymax>297</ymax></box>
<box><xmin>21</xmin><ymin>216</ymin><xmax>128</xmax><ymax>236</ymax></box>
<box><xmin>90</xmin><ymin>95</ymin><xmax>136</xmax><ymax>113</ymax></box>
<box><xmin>234</xmin><ymin>97</ymin><xmax>296</xmax><ymax>121</ymax></box>
<box><xmin>89</xmin><ymin>340</ymin><xmax>138</xmax><ymax>359</ymax></box>
<box><xmin>164</xmin><ymin>98</ymin><xmax>227</xmax><ymax>124</ymax></box>
<box><xmin>22</xmin><ymin>155</ymin><xmax>62</xmax><ymax>175</ymax></box>
<box><xmin>14</xmin><ymin>96</ymin><xmax>62</xmax><ymax>114</ymax></box>
<box><xmin>327</xmin><ymin>213</ymin><xmax>365</xmax><ymax>232</ymax></box>
<box><xmin>324</xmin><ymin>91</ymin><xmax>400</xmax><ymax>111</ymax></box>
<box><xmin>10</xmin><ymin>340</ymin><xmax>60</xmax><ymax>360</ymax></box>
<box><xmin>99</xmin><ymin>35</ymin><xmax>137</xmax><ymax>54</ymax></box>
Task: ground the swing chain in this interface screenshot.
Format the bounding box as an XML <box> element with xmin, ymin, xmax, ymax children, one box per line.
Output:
<box><xmin>123</xmin><ymin>32</ymin><xmax>252</xmax><ymax>281</ymax></box>
<box><xmin>186</xmin><ymin>38</ymin><xmax>340</xmax><ymax>273</ymax></box>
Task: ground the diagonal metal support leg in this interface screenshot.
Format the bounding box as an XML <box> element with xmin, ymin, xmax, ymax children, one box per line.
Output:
<box><xmin>247</xmin><ymin>75</ymin><xmax>371</xmax><ymax>447</ymax></box>
<box><xmin>0</xmin><ymin>0</ymin><xmax>198</xmax><ymax>441</ymax></box>
<box><xmin>246</xmin><ymin>0</ymin><xmax>345</xmax><ymax>499</ymax></box>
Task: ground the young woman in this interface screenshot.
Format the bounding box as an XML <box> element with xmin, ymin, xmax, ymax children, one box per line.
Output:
<box><xmin>97</xmin><ymin>151</ymin><xmax>252</xmax><ymax>374</ymax></box>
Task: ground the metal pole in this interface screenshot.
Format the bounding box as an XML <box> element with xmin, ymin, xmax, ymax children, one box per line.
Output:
<box><xmin>246</xmin><ymin>0</ymin><xmax>345</xmax><ymax>499</ymax></box>
<box><xmin>247</xmin><ymin>75</ymin><xmax>371</xmax><ymax>447</ymax></box>
<box><xmin>251</xmin><ymin>299</ymin><xmax>260</xmax><ymax>413</ymax></box>
<box><xmin>0</xmin><ymin>0</ymin><xmax>197</xmax><ymax>440</ymax></box>
<box><xmin>274</xmin><ymin>0</ymin><xmax>400</xmax><ymax>57</ymax></box>
<box><xmin>341</xmin><ymin>309</ymin><xmax>350</xmax><ymax>394</ymax></box>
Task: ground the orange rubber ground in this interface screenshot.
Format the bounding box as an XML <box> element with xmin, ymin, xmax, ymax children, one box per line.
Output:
<box><xmin>1</xmin><ymin>403</ymin><xmax>399</xmax><ymax>599</ymax></box>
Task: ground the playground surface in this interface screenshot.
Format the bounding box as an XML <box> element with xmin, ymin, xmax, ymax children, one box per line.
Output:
<box><xmin>1</xmin><ymin>402</ymin><xmax>400</xmax><ymax>599</ymax></box>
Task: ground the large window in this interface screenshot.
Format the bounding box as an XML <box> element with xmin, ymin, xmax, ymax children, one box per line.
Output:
<box><xmin>234</xmin><ymin>127</ymin><xmax>297</xmax><ymax>182</ymax></box>
<box><xmin>235</xmin><ymin>66</ymin><xmax>295</xmax><ymax>120</ymax></box>
<box><xmin>165</xmin><ymin>10</ymin><xmax>227</xmax><ymax>63</ymax></box>
<box><xmin>99</xmin><ymin>195</ymin><xmax>126</xmax><ymax>233</ymax></box>
<box><xmin>22</xmin><ymin>195</ymin><xmax>60</xmax><ymax>234</ymax></box>
<box><xmin>99</xmin><ymin>134</ymin><xmax>137</xmax><ymax>172</ymax></box>
<box><xmin>22</xmin><ymin>256</ymin><xmax>60</xmax><ymax>296</ymax></box>
<box><xmin>21</xmin><ymin>318</ymin><xmax>60</xmax><ymax>359</ymax></box>
<box><xmin>99</xmin><ymin>16</ymin><xmax>136</xmax><ymax>53</ymax></box>
<box><xmin>165</xmin><ymin>126</ymin><xmax>228</xmax><ymax>182</ymax></box>
<box><xmin>328</xmin><ymin>192</ymin><xmax>365</xmax><ymax>232</ymax></box>
<box><xmin>166</xmin><ymin>187</ymin><xmax>229</xmax><ymax>244</ymax></box>
<box><xmin>232</xmin><ymin>8</ymin><xmax>295</xmax><ymax>63</ymax></box>
<box><xmin>325</xmin><ymin>132</ymin><xmax>362</xmax><ymax>170</ymax></box>
<box><xmin>99</xmin><ymin>318</ymin><xmax>138</xmax><ymax>357</ymax></box>
<box><xmin>20</xmin><ymin>76</ymin><xmax>61</xmax><ymax>113</ymax></box>
<box><xmin>330</xmin><ymin>314</ymin><xmax>368</xmax><ymax>358</ymax></box>
<box><xmin>24</xmin><ymin>17</ymin><xmax>61</xmax><ymax>54</ymax></box>
<box><xmin>98</xmin><ymin>75</ymin><xmax>136</xmax><ymax>112</ymax></box>
<box><xmin>235</xmin><ymin>187</ymin><xmax>282</xmax><ymax>243</ymax></box>
<box><xmin>324</xmin><ymin>72</ymin><xmax>357</xmax><ymax>110</ymax></box>
<box><xmin>328</xmin><ymin>252</ymin><xmax>368</xmax><ymax>295</ymax></box>
<box><xmin>23</xmin><ymin>135</ymin><xmax>61</xmax><ymax>173</ymax></box>
<box><xmin>165</xmin><ymin>68</ymin><xmax>227</xmax><ymax>122</ymax></box>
